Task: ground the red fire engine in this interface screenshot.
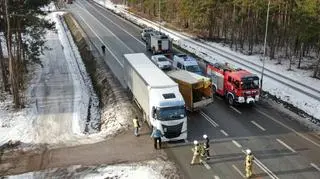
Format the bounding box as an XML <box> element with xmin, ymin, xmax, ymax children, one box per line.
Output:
<box><xmin>206</xmin><ymin>62</ymin><xmax>260</xmax><ymax>105</ymax></box>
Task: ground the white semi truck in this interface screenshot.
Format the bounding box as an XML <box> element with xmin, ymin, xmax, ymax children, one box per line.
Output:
<box><xmin>123</xmin><ymin>53</ymin><xmax>187</xmax><ymax>141</ymax></box>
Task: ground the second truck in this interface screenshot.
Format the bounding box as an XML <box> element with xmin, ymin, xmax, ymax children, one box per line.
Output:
<box><xmin>167</xmin><ymin>70</ymin><xmax>213</xmax><ymax>111</ymax></box>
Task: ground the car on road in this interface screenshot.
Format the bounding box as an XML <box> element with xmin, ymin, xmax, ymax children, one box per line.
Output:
<box><xmin>141</xmin><ymin>28</ymin><xmax>154</xmax><ymax>41</ymax></box>
<box><xmin>151</xmin><ymin>55</ymin><xmax>172</xmax><ymax>70</ymax></box>
<box><xmin>172</xmin><ymin>54</ymin><xmax>203</xmax><ymax>75</ymax></box>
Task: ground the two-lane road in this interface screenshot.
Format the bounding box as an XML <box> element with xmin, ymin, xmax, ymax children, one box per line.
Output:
<box><xmin>68</xmin><ymin>1</ymin><xmax>320</xmax><ymax>178</ymax></box>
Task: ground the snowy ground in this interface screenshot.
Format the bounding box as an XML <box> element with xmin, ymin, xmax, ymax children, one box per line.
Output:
<box><xmin>0</xmin><ymin>2</ymin><xmax>100</xmax><ymax>147</ymax></box>
<box><xmin>6</xmin><ymin>158</ymin><xmax>179</xmax><ymax>179</ymax></box>
<box><xmin>93</xmin><ymin>0</ymin><xmax>320</xmax><ymax>122</ymax></box>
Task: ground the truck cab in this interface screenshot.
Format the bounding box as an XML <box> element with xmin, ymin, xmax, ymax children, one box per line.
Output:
<box><xmin>150</xmin><ymin>88</ymin><xmax>187</xmax><ymax>140</ymax></box>
<box><xmin>173</xmin><ymin>54</ymin><xmax>203</xmax><ymax>76</ymax></box>
<box><xmin>141</xmin><ymin>28</ymin><xmax>154</xmax><ymax>41</ymax></box>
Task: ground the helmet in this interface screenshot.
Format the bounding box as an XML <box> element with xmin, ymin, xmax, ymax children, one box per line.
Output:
<box><xmin>193</xmin><ymin>140</ymin><xmax>198</xmax><ymax>145</ymax></box>
<box><xmin>246</xmin><ymin>149</ymin><xmax>252</xmax><ymax>155</ymax></box>
<box><xmin>203</xmin><ymin>134</ymin><xmax>208</xmax><ymax>139</ymax></box>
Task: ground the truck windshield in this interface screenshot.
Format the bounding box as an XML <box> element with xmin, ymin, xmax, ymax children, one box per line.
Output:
<box><xmin>186</xmin><ymin>65</ymin><xmax>201</xmax><ymax>73</ymax></box>
<box><xmin>156</xmin><ymin>106</ymin><xmax>185</xmax><ymax>121</ymax></box>
<box><xmin>241</xmin><ymin>77</ymin><xmax>259</xmax><ymax>90</ymax></box>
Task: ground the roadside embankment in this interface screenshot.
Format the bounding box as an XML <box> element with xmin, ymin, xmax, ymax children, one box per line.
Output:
<box><xmin>63</xmin><ymin>13</ymin><xmax>140</xmax><ymax>138</ymax></box>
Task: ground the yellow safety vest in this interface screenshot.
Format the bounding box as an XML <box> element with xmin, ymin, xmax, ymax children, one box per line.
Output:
<box><xmin>246</xmin><ymin>155</ymin><xmax>254</xmax><ymax>166</ymax></box>
<box><xmin>194</xmin><ymin>145</ymin><xmax>200</xmax><ymax>155</ymax></box>
<box><xmin>133</xmin><ymin>118</ymin><xmax>139</xmax><ymax>128</ymax></box>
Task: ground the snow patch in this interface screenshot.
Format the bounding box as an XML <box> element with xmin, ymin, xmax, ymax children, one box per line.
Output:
<box><xmin>7</xmin><ymin>159</ymin><xmax>180</xmax><ymax>179</ymax></box>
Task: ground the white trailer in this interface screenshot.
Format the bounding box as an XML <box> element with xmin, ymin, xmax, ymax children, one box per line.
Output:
<box><xmin>124</xmin><ymin>53</ymin><xmax>187</xmax><ymax>141</ymax></box>
<box><xmin>146</xmin><ymin>31</ymin><xmax>172</xmax><ymax>55</ymax></box>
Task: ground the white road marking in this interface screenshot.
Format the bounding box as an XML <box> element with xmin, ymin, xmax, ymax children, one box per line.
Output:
<box><xmin>255</xmin><ymin>108</ymin><xmax>320</xmax><ymax>148</ymax></box>
<box><xmin>220</xmin><ymin>129</ymin><xmax>229</xmax><ymax>136</ymax></box>
<box><xmin>310</xmin><ymin>163</ymin><xmax>320</xmax><ymax>172</ymax></box>
<box><xmin>77</xmin><ymin>15</ymin><xmax>123</xmax><ymax>67</ymax></box>
<box><xmin>75</xmin><ymin>3</ymin><xmax>134</xmax><ymax>54</ymax></box>
<box><xmin>276</xmin><ymin>139</ymin><xmax>296</xmax><ymax>153</ymax></box>
<box><xmin>230</xmin><ymin>106</ymin><xmax>242</xmax><ymax>114</ymax></box>
<box><xmin>199</xmin><ymin>111</ymin><xmax>219</xmax><ymax>128</ymax></box>
<box><xmin>213</xmin><ymin>175</ymin><xmax>220</xmax><ymax>179</ymax></box>
<box><xmin>251</xmin><ymin>120</ymin><xmax>266</xmax><ymax>131</ymax></box>
<box><xmin>254</xmin><ymin>157</ymin><xmax>280</xmax><ymax>179</ymax></box>
<box><xmin>232</xmin><ymin>165</ymin><xmax>245</xmax><ymax>178</ymax></box>
<box><xmin>202</xmin><ymin>160</ymin><xmax>211</xmax><ymax>170</ymax></box>
<box><xmin>84</xmin><ymin>1</ymin><xmax>146</xmax><ymax>47</ymax></box>
<box><xmin>232</xmin><ymin>140</ymin><xmax>242</xmax><ymax>148</ymax></box>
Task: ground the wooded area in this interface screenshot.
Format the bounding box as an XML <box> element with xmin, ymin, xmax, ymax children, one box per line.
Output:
<box><xmin>0</xmin><ymin>0</ymin><xmax>54</xmax><ymax>108</ymax></box>
<box><xmin>125</xmin><ymin>0</ymin><xmax>320</xmax><ymax>78</ymax></box>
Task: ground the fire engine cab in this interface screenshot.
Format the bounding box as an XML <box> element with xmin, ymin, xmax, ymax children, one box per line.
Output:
<box><xmin>206</xmin><ymin>62</ymin><xmax>260</xmax><ymax>105</ymax></box>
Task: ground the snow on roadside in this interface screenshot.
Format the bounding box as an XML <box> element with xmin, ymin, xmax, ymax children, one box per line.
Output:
<box><xmin>0</xmin><ymin>2</ymin><xmax>100</xmax><ymax>147</ymax></box>
<box><xmin>54</xmin><ymin>10</ymin><xmax>100</xmax><ymax>134</ymax></box>
<box><xmin>93</xmin><ymin>0</ymin><xmax>320</xmax><ymax>122</ymax></box>
<box><xmin>7</xmin><ymin>158</ymin><xmax>180</xmax><ymax>179</ymax></box>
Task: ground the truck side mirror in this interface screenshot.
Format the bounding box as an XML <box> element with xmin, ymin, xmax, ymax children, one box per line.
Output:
<box><xmin>152</xmin><ymin>106</ymin><xmax>156</xmax><ymax>119</ymax></box>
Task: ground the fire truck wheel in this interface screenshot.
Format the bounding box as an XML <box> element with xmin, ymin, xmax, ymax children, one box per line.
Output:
<box><xmin>212</xmin><ymin>86</ymin><xmax>217</xmax><ymax>95</ymax></box>
<box><xmin>228</xmin><ymin>95</ymin><xmax>234</xmax><ymax>106</ymax></box>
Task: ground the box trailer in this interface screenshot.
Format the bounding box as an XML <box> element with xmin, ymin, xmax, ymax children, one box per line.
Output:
<box><xmin>167</xmin><ymin>70</ymin><xmax>213</xmax><ymax>111</ymax></box>
<box><xmin>123</xmin><ymin>53</ymin><xmax>187</xmax><ymax>141</ymax></box>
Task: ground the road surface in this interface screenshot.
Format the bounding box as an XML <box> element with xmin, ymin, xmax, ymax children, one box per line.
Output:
<box><xmin>68</xmin><ymin>1</ymin><xmax>320</xmax><ymax>178</ymax></box>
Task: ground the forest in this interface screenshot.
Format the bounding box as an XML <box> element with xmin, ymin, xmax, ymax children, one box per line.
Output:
<box><xmin>0</xmin><ymin>0</ymin><xmax>54</xmax><ymax>108</ymax></box>
<box><xmin>125</xmin><ymin>0</ymin><xmax>320</xmax><ymax>78</ymax></box>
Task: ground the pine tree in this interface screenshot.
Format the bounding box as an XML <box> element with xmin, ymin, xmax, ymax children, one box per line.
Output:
<box><xmin>0</xmin><ymin>0</ymin><xmax>55</xmax><ymax>108</ymax></box>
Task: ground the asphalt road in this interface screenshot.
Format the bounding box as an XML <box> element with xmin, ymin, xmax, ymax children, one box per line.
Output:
<box><xmin>68</xmin><ymin>1</ymin><xmax>320</xmax><ymax>178</ymax></box>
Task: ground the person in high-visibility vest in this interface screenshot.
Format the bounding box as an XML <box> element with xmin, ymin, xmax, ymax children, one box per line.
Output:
<box><xmin>245</xmin><ymin>149</ymin><xmax>254</xmax><ymax>178</ymax></box>
<box><xmin>132</xmin><ymin>116</ymin><xmax>140</xmax><ymax>137</ymax></box>
<box><xmin>191</xmin><ymin>140</ymin><xmax>201</xmax><ymax>165</ymax></box>
<box><xmin>203</xmin><ymin>134</ymin><xmax>210</xmax><ymax>160</ymax></box>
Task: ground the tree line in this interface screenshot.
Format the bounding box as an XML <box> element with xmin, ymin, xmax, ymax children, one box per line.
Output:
<box><xmin>125</xmin><ymin>0</ymin><xmax>320</xmax><ymax>78</ymax></box>
<box><xmin>0</xmin><ymin>0</ymin><xmax>54</xmax><ymax>108</ymax></box>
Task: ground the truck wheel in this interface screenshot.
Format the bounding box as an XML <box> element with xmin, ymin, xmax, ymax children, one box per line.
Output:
<box><xmin>212</xmin><ymin>86</ymin><xmax>217</xmax><ymax>96</ymax></box>
<box><xmin>228</xmin><ymin>94</ymin><xmax>234</xmax><ymax>106</ymax></box>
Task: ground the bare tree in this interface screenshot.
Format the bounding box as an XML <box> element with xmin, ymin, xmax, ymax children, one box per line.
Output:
<box><xmin>5</xmin><ymin>0</ymin><xmax>21</xmax><ymax>107</ymax></box>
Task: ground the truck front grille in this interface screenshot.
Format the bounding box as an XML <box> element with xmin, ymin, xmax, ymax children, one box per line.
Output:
<box><xmin>162</xmin><ymin>122</ymin><xmax>183</xmax><ymax>139</ymax></box>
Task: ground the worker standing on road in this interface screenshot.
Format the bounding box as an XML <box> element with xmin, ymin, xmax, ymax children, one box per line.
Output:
<box><xmin>101</xmin><ymin>45</ymin><xmax>106</xmax><ymax>54</ymax></box>
<box><xmin>203</xmin><ymin>134</ymin><xmax>210</xmax><ymax>160</ymax></box>
<box><xmin>191</xmin><ymin>140</ymin><xmax>201</xmax><ymax>165</ymax></box>
<box><xmin>133</xmin><ymin>116</ymin><xmax>140</xmax><ymax>137</ymax></box>
<box><xmin>245</xmin><ymin>149</ymin><xmax>254</xmax><ymax>178</ymax></box>
<box><xmin>151</xmin><ymin>126</ymin><xmax>163</xmax><ymax>149</ymax></box>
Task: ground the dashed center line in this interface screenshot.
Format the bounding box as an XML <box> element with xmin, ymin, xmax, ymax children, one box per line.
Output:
<box><xmin>276</xmin><ymin>139</ymin><xmax>296</xmax><ymax>153</ymax></box>
<box><xmin>232</xmin><ymin>165</ymin><xmax>245</xmax><ymax>178</ymax></box>
<box><xmin>310</xmin><ymin>163</ymin><xmax>320</xmax><ymax>171</ymax></box>
<box><xmin>232</xmin><ymin>140</ymin><xmax>242</xmax><ymax>148</ymax></box>
<box><xmin>255</xmin><ymin>108</ymin><xmax>320</xmax><ymax>148</ymax></box>
<box><xmin>230</xmin><ymin>106</ymin><xmax>242</xmax><ymax>114</ymax></box>
<box><xmin>251</xmin><ymin>120</ymin><xmax>266</xmax><ymax>131</ymax></box>
<box><xmin>77</xmin><ymin>15</ymin><xmax>123</xmax><ymax>67</ymax></box>
<box><xmin>220</xmin><ymin>129</ymin><xmax>229</xmax><ymax>136</ymax></box>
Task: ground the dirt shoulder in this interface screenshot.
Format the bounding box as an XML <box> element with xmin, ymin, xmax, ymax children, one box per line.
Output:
<box><xmin>0</xmin><ymin>128</ymin><xmax>168</xmax><ymax>176</ymax></box>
